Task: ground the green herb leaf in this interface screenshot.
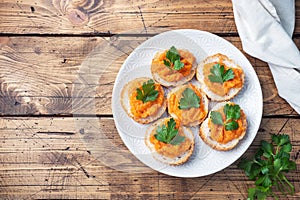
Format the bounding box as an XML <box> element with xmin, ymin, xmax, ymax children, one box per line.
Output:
<box><xmin>280</xmin><ymin>157</ymin><xmax>295</xmax><ymax>172</ymax></box>
<box><xmin>210</xmin><ymin>103</ymin><xmax>241</xmax><ymax>131</ymax></box>
<box><xmin>254</xmin><ymin>148</ymin><xmax>264</xmax><ymax>161</ymax></box>
<box><xmin>166</xmin><ymin>46</ymin><xmax>180</xmax><ymax>63</ymax></box>
<box><xmin>287</xmin><ymin>160</ymin><xmax>296</xmax><ymax>171</ymax></box>
<box><xmin>238</xmin><ymin>159</ymin><xmax>261</xmax><ymax>180</ymax></box>
<box><xmin>261</xmin><ymin>166</ymin><xmax>269</xmax><ymax>175</ymax></box>
<box><xmin>174</xmin><ymin>59</ymin><xmax>185</xmax><ymax>70</ymax></box>
<box><xmin>238</xmin><ymin>134</ymin><xmax>296</xmax><ymax>199</ymax></box>
<box><xmin>247</xmin><ymin>188</ymin><xmax>256</xmax><ymax>200</ymax></box>
<box><xmin>208</xmin><ymin>63</ymin><xmax>235</xmax><ymax>83</ymax></box>
<box><xmin>273</xmin><ymin>158</ymin><xmax>282</xmax><ymax>174</ymax></box>
<box><xmin>169</xmin><ymin>135</ymin><xmax>186</xmax><ymax>145</ymax></box>
<box><xmin>163</xmin><ymin>60</ymin><xmax>171</xmax><ymax>68</ymax></box>
<box><xmin>224</xmin><ymin>104</ymin><xmax>241</xmax><ymax>120</ymax></box>
<box><xmin>255</xmin><ymin>187</ymin><xmax>268</xmax><ymax>200</ymax></box>
<box><xmin>223</xmin><ymin>104</ymin><xmax>240</xmax><ymax>131</ymax></box>
<box><xmin>224</xmin><ymin>120</ymin><xmax>239</xmax><ymax>131</ymax></box>
<box><xmin>164</xmin><ymin>46</ymin><xmax>185</xmax><ymax>71</ymax></box>
<box><xmin>154</xmin><ymin>118</ymin><xmax>185</xmax><ymax>145</ymax></box>
<box><xmin>272</xmin><ymin>134</ymin><xmax>290</xmax><ymax>146</ymax></box>
<box><xmin>275</xmin><ymin>150</ymin><xmax>290</xmax><ymax>160</ymax></box>
<box><xmin>178</xmin><ymin>88</ymin><xmax>200</xmax><ymax>110</ymax></box>
<box><xmin>261</xmin><ymin>140</ymin><xmax>274</xmax><ymax>157</ymax></box>
<box><xmin>260</xmin><ymin>175</ymin><xmax>272</xmax><ymax>188</ymax></box>
<box><xmin>136</xmin><ymin>79</ymin><xmax>159</xmax><ymax>103</ymax></box>
<box><xmin>223</xmin><ymin>68</ymin><xmax>235</xmax><ymax>81</ymax></box>
<box><xmin>210</xmin><ymin>111</ymin><xmax>223</xmax><ymax>125</ymax></box>
<box><xmin>281</xmin><ymin>143</ymin><xmax>292</xmax><ymax>153</ymax></box>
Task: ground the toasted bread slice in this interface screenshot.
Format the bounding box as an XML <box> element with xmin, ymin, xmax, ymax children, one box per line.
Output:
<box><xmin>196</xmin><ymin>53</ymin><xmax>245</xmax><ymax>101</ymax></box>
<box><xmin>120</xmin><ymin>77</ymin><xmax>167</xmax><ymax>124</ymax></box>
<box><xmin>199</xmin><ymin>102</ymin><xmax>247</xmax><ymax>151</ymax></box>
<box><xmin>167</xmin><ymin>84</ymin><xmax>208</xmax><ymax>126</ymax></box>
<box><xmin>151</xmin><ymin>49</ymin><xmax>196</xmax><ymax>87</ymax></box>
<box><xmin>145</xmin><ymin>117</ymin><xmax>195</xmax><ymax>165</ymax></box>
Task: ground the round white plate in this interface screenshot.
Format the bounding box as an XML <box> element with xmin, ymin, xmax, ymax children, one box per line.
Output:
<box><xmin>111</xmin><ymin>29</ymin><xmax>263</xmax><ymax>177</ymax></box>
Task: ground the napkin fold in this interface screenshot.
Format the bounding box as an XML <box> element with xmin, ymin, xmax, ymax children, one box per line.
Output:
<box><xmin>232</xmin><ymin>0</ymin><xmax>300</xmax><ymax>114</ymax></box>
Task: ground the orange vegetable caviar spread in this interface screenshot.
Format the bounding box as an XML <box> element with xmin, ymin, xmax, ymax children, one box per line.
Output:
<box><xmin>150</xmin><ymin>134</ymin><xmax>165</xmax><ymax>150</ymax></box>
<box><xmin>129</xmin><ymin>84</ymin><xmax>164</xmax><ymax>119</ymax></box>
<box><xmin>209</xmin><ymin>107</ymin><xmax>246</xmax><ymax>144</ymax></box>
<box><xmin>224</xmin><ymin>67</ymin><xmax>243</xmax><ymax>92</ymax></box>
<box><xmin>178</xmin><ymin>59</ymin><xmax>192</xmax><ymax>76</ymax></box>
<box><xmin>149</xmin><ymin>119</ymin><xmax>192</xmax><ymax>159</ymax></box>
<box><xmin>168</xmin><ymin>93</ymin><xmax>181</xmax><ymax>119</ymax></box>
<box><xmin>203</xmin><ymin>62</ymin><xmax>243</xmax><ymax>96</ymax></box>
<box><xmin>168</xmin><ymin>84</ymin><xmax>206</xmax><ymax>125</ymax></box>
<box><xmin>151</xmin><ymin>50</ymin><xmax>195</xmax><ymax>82</ymax></box>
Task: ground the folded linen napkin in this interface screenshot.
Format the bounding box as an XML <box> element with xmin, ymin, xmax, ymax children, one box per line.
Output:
<box><xmin>232</xmin><ymin>0</ymin><xmax>300</xmax><ymax>114</ymax></box>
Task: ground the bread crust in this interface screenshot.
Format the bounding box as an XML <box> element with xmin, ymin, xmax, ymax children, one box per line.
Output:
<box><xmin>196</xmin><ymin>53</ymin><xmax>245</xmax><ymax>101</ymax></box>
<box><xmin>151</xmin><ymin>49</ymin><xmax>196</xmax><ymax>87</ymax></box>
<box><xmin>145</xmin><ymin>118</ymin><xmax>195</xmax><ymax>165</ymax></box>
<box><xmin>199</xmin><ymin>102</ymin><xmax>247</xmax><ymax>151</ymax></box>
<box><xmin>167</xmin><ymin>84</ymin><xmax>208</xmax><ymax>126</ymax></box>
<box><xmin>120</xmin><ymin>77</ymin><xmax>167</xmax><ymax>124</ymax></box>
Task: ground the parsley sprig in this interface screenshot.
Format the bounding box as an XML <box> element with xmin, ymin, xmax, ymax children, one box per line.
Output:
<box><xmin>178</xmin><ymin>88</ymin><xmax>200</xmax><ymax>110</ymax></box>
<box><xmin>136</xmin><ymin>79</ymin><xmax>159</xmax><ymax>103</ymax></box>
<box><xmin>208</xmin><ymin>63</ymin><xmax>234</xmax><ymax>83</ymax></box>
<box><xmin>163</xmin><ymin>46</ymin><xmax>185</xmax><ymax>70</ymax></box>
<box><xmin>210</xmin><ymin>104</ymin><xmax>240</xmax><ymax>131</ymax></box>
<box><xmin>154</xmin><ymin>118</ymin><xmax>185</xmax><ymax>145</ymax></box>
<box><xmin>238</xmin><ymin>134</ymin><xmax>296</xmax><ymax>200</ymax></box>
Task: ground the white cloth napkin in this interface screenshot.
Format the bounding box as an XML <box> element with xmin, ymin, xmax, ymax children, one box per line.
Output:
<box><xmin>232</xmin><ymin>0</ymin><xmax>300</xmax><ymax>114</ymax></box>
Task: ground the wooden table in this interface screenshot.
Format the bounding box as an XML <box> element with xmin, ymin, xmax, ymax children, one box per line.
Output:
<box><xmin>0</xmin><ymin>0</ymin><xmax>299</xmax><ymax>199</ymax></box>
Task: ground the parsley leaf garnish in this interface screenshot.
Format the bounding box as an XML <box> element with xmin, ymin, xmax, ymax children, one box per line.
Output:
<box><xmin>238</xmin><ymin>134</ymin><xmax>296</xmax><ymax>200</ymax></box>
<box><xmin>178</xmin><ymin>88</ymin><xmax>200</xmax><ymax>110</ymax></box>
<box><xmin>208</xmin><ymin>63</ymin><xmax>235</xmax><ymax>83</ymax></box>
<box><xmin>154</xmin><ymin>118</ymin><xmax>185</xmax><ymax>145</ymax></box>
<box><xmin>224</xmin><ymin>103</ymin><xmax>241</xmax><ymax>120</ymax></box>
<box><xmin>136</xmin><ymin>79</ymin><xmax>159</xmax><ymax>103</ymax></box>
<box><xmin>225</xmin><ymin>121</ymin><xmax>239</xmax><ymax>131</ymax></box>
<box><xmin>210</xmin><ymin>104</ymin><xmax>241</xmax><ymax>131</ymax></box>
<box><xmin>210</xmin><ymin>111</ymin><xmax>223</xmax><ymax>125</ymax></box>
<box><xmin>164</xmin><ymin>46</ymin><xmax>185</xmax><ymax>70</ymax></box>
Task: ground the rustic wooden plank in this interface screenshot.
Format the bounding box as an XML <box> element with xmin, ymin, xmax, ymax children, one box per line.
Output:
<box><xmin>0</xmin><ymin>117</ymin><xmax>159</xmax><ymax>199</ymax></box>
<box><xmin>0</xmin><ymin>0</ymin><xmax>237</xmax><ymax>35</ymax></box>
<box><xmin>1</xmin><ymin>0</ymin><xmax>300</xmax><ymax>35</ymax></box>
<box><xmin>0</xmin><ymin>117</ymin><xmax>300</xmax><ymax>199</ymax></box>
<box><xmin>0</xmin><ymin>36</ymin><xmax>142</xmax><ymax>116</ymax></box>
<box><xmin>0</xmin><ymin>36</ymin><xmax>299</xmax><ymax>116</ymax></box>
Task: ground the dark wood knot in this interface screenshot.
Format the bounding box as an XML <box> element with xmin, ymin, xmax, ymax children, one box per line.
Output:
<box><xmin>66</xmin><ymin>8</ymin><xmax>89</xmax><ymax>26</ymax></box>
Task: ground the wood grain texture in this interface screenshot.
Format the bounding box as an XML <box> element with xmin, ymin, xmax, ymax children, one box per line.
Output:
<box><xmin>0</xmin><ymin>0</ymin><xmax>300</xmax><ymax>35</ymax></box>
<box><xmin>1</xmin><ymin>0</ymin><xmax>300</xmax><ymax>199</ymax></box>
<box><xmin>0</xmin><ymin>0</ymin><xmax>237</xmax><ymax>35</ymax></box>
<box><xmin>0</xmin><ymin>36</ymin><xmax>298</xmax><ymax>116</ymax></box>
<box><xmin>0</xmin><ymin>117</ymin><xmax>299</xmax><ymax>199</ymax></box>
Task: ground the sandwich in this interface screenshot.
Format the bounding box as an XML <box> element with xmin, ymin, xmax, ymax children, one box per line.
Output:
<box><xmin>196</xmin><ymin>53</ymin><xmax>244</xmax><ymax>101</ymax></box>
<box><xmin>145</xmin><ymin>117</ymin><xmax>194</xmax><ymax>165</ymax></box>
<box><xmin>199</xmin><ymin>101</ymin><xmax>247</xmax><ymax>151</ymax></box>
<box><xmin>167</xmin><ymin>83</ymin><xmax>208</xmax><ymax>126</ymax></box>
<box><xmin>120</xmin><ymin>77</ymin><xmax>166</xmax><ymax>124</ymax></box>
<box><xmin>151</xmin><ymin>46</ymin><xmax>196</xmax><ymax>87</ymax></box>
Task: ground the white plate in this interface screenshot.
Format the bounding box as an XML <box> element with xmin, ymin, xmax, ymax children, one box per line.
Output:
<box><xmin>111</xmin><ymin>29</ymin><xmax>263</xmax><ymax>177</ymax></box>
